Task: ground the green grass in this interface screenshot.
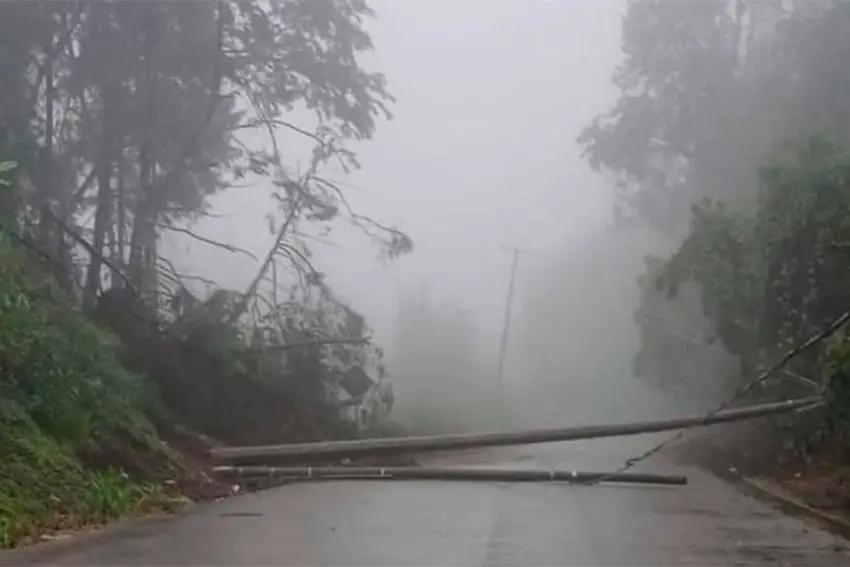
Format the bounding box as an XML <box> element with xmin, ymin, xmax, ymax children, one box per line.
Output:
<box><xmin>0</xmin><ymin>232</ymin><xmax>178</xmax><ymax>548</ymax></box>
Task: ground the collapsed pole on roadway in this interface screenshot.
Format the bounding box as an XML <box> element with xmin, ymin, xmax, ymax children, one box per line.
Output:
<box><xmin>209</xmin><ymin>397</ymin><xmax>821</xmax><ymax>465</ymax></box>
<box><xmin>214</xmin><ymin>465</ymin><xmax>688</xmax><ymax>486</ymax></box>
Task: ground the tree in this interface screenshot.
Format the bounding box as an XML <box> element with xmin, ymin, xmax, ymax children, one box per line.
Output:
<box><xmin>0</xmin><ymin>0</ymin><xmax>411</xmax><ymax>442</ymax></box>
<box><xmin>581</xmin><ymin>1</ymin><xmax>850</xmax><ymax>402</ymax></box>
<box><xmin>575</xmin><ymin>0</ymin><xmax>816</xmax><ymax>234</ymax></box>
<box><xmin>0</xmin><ymin>0</ymin><xmax>409</xmax><ymax>305</ymax></box>
<box><xmin>578</xmin><ymin>1</ymin><xmax>741</xmax><ymax>230</ymax></box>
<box><xmin>646</xmin><ymin>136</ymin><xmax>850</xmax><ymax>383</ymax></box>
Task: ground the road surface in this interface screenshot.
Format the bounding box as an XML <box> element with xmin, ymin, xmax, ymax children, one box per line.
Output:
<box><xmin>5</xmin><ymin>436</ymin><xmax>850</xmax><ymax>565</ymax></box>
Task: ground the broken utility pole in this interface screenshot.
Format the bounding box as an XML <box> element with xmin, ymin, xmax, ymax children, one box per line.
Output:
<box><xmin>209</xmin><ymin>396</ymin><xmax>820</xmax><ymax>465</ymax></box>
<box><xmin>214</xmin><ymin>465</ymin><xmax>688</xmax><ymax>486</ymax></box>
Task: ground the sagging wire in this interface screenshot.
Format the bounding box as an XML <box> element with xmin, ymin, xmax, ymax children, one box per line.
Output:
<box><xmin>593</xmin><ymin>307</ymin><xmax>848</xmax><ymax>483</ymax></box>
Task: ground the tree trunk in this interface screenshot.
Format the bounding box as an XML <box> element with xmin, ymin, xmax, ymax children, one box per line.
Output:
<box><xmin>83</xmin><ymin>87</ymin><xmax>114</xmax><ymax>313</ymax></box>
<box><xmin>83</xmin><ymin>157</ymin><xmax>112</xmax><ymax>312</ymax></box>
<box><xmin>116</xmin><ymin>151</ymin><xmax>126</xmax><ymax>273</ymax></box>
<box><xmin>128</xmin><ymin>4</ymin><xmax>161</xmax><ymax>297</ymax></box>
<box><xmin>36</xmin><ymin>36</ymin><xmax>57</xmax><ymax>244</ymax></box>
<box><xmin>129</xmin><ymin>159</ymin><xmax>157</xmax><ymax>293</ymax></box>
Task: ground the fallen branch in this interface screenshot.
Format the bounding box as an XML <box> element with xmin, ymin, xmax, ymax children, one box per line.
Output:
<box><xmin>210</xmin><ymin>397</ymin><xmax>821</xmax><ymax>465</ymax></box>
<box><xmin>213</xmin><ymin>465</ymin><xmax>688</xmax><ymax>486</ymax></box>
<box><xmin>243</xmin><ymin>336</ymin><xmax>370</xmax><ymax>353</ymax></box>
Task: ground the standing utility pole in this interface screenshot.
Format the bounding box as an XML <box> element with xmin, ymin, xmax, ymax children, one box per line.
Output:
<box><xmin>496</xmin><ymin>245</ymin><xmax>530</xmax><ymax>385</ymax></box>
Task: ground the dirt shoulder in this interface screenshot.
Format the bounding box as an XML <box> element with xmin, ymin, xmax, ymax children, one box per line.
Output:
<box><xmin>668</xmin><ymin>419</ymin><xmax>850</xmax><ymax>525</ymax></box>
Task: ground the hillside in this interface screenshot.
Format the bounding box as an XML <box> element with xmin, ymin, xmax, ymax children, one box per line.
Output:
<box><xmin>0</xmin><ymin>231</ymin><xmax>181</xmax><ymax>547</ymax></box>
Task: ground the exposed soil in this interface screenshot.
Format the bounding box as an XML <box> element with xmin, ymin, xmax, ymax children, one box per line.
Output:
<box><xmin>668</xmin><ymin>420</ymin><xmax>850</xmax><ymax>517</ymax></box>
<box><xmin>158</xmin><ymin>426</ymin><xmax>236</xmax><ymax>502</ymax></box>
<box><xmin>771</xmin><ymin>441</ymin><xmax>850</xmax><ymax>512</ymax></box>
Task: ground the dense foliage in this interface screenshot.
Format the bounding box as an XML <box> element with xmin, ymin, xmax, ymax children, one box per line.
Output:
<box><xmin>0</xmin><ymin>0</ymin><xmax>406</xmax><ymax>440</ymax></box>
<box><xmin>580</xmin><ymin>0</ymin><xmax>850</xmax><ymax>450</ymax></box>
<box><xmin>0</xmin><ymin>229</ymin><xmax>177</xmax><ymax>546</ymax></box>
<box><xmin>0</xmin><ymin>0</ymin><xmax>405</xmax><ymax>546</ymax></box>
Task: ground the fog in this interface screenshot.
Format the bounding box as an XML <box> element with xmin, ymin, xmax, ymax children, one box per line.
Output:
<box><xmin>163</xmin><ymin>0</ymin><xmax>677</xmax><ymax>432</ymax></box>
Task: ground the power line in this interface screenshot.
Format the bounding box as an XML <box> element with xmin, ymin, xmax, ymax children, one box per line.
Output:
<box><xmin>593</xmin><ymin>305</ymin><xmax>844</xmax><ymax>484</ymax></box>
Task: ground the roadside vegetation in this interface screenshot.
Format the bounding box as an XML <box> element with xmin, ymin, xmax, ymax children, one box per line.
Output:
<box><xmin>580</xmin><ymin>0</ymin><xmax>850</xmax><ymax>510</ymax></box>
<box><xmin>0</xmin><ymin>0</ymin><xmax>406</xmax><ymax>548</ymax></box>
<box><xmin>0</xmin><ymin>226</ymin><xmax>178</xmax><ymax>546</ymax></box>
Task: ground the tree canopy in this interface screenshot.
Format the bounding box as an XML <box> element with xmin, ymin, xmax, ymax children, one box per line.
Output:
<box><xmin>580</xmin><ymin>1</ymin><xmax>850</xmax><ymax>442</ymax></box>
<box><xmin>0</xmin><ymin>0</ymin><xmax>409</xmax><ymax>306</ymax></box>
<box><xmin>0</xmin><ymin>0</ymin><xmax>410</xmax><ymax>448</ymax></box>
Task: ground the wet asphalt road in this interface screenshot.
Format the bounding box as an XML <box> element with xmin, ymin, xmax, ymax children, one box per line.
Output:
<box><xmin>8</xmin><ymin>436</ymin><xmax>850</xmax><ymax>566</ymax></box>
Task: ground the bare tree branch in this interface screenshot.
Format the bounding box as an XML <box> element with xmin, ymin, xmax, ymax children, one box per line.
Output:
<box><xmin>245</xmin><ymin>336</ymin><xmax>371</xmax><ymax>353</ymax></box>
<box><xmin>292</xmin><ymin>230</ymin><xmax>337</xmax><ymax>248</ymax></box>
<box><xmin>230</xmin><ymin>118</ymin><xmax>326</xmax><ymax>148</ymax></box>
<box><xmin>276</xmin><ymin>241</ymin><xmax>319</xmax><ymax>277</ymax></box>
<box><xmin>313</xmin><ymin>175</ymin><xmax>412</xmax><ymax>256</ymax></box>
<box><xmin>160</xmin><ymin>206</ymin><xmax>225</xmax><ymax>219</ymax></box>
<box><xmin>69</xmin><ymin>166</ymin><xmax>96</xmax><ymax>208</ymax></box>
<box><xmin>157</xmin><ymin>256</ymin><xmax>220</xmax><ymax>288</ymax></box>
<box><xmin>41</xmin><ymin>207</ymin><xmax>140</xmax><ymax>295</ymax></box>
<box><xmin>157</xmin><ymin>223</ymin><xmax>258</xmax><ymax>260</ymax></box>
<box><xmin>225</xmin><ymin>141</ymin><xmax>333</xmax><ymax>325</ymax></box>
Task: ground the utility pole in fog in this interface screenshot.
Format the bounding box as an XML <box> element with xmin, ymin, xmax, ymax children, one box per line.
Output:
<box><xmin>496</xmin><ymin>244</ymin><xmax>532</xmax><ymax>385</ymax></box>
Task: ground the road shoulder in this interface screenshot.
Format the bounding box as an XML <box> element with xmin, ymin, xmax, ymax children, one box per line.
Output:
<box><xmin>736</xmin><ymin>476</ymin><xmax>850</xmax><ymax>542</ymax></box>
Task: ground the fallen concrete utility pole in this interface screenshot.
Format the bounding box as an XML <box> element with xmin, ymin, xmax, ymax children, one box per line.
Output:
<box><xmin>210</xmin><ymin>397</ymin><xmax>820</xmax><ymax>464</ymax></box>
<box><xmin>214</xmin><ymin>465</ymin><xmax>688</xmax><ymax>486</ymax></box>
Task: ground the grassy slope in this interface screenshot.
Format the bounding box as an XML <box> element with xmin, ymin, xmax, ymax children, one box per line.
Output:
<box><xmin>0</xmin><ymin>233</ymin><xmax>178</xmax><ymax>548</ymax></box>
